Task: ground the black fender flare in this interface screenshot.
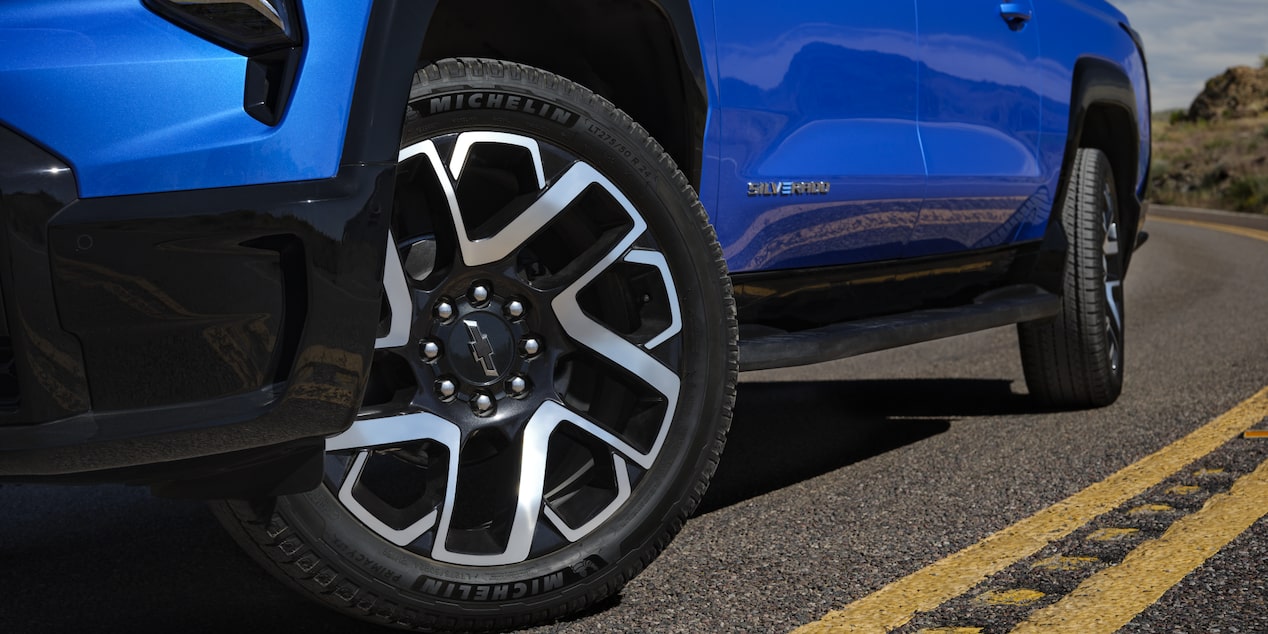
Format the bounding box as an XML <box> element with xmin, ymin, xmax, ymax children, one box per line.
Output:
<box><xmin>644</xmin><ymin>0</ymin><xmax>709</xmax><ymax>186</ymax></box>
<box><xmin>1064</xmin><ymin>56</ymin><xmax>1144</xmax><ymax>223</ymax></box>
<box><xmin>1034</xmin><ymin>55</ymin><xmax>1146</xmax><ymax>291</ymax></box>
<box><xmin>339</xmin><ymin>0</ymin><xmax>439</xmax><ymax>168</ymax></box>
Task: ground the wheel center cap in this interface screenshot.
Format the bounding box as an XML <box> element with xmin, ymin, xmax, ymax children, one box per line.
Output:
<box><xmin>446</xmin><ymin>311</ymin><xmax>513</xmax><ymax>386</ymax></box>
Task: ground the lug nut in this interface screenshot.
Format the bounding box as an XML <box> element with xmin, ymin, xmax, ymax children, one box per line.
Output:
<box><xmin>470</xmin><ymin>284</ymin><xmax>491</xmax><ymax>305</ymax></box>
<box><xmin>508</xmin><ymin>376</ymin><xmax>528</xmax><ymax>397</ymax></box>
<box><xmin>521</xmin><ymin>337</ymin><xmax>541</xmax><ymax>357</ymax></box>
<box><xmin>436</xmin><ymin>379</ymin><xmax>457</xmax><ymax>401</ymax></box>
<box><xmin>506</xmin><ymin>300</ymin><xmax>525</xmax><ymax>319</ymax></box>
<box><xmin>435</xmin><ymin>300</ymin><xmax>454</xmax><ymax>321</ymax></box>
<box><xmin>473</xmin><ymin>393</ymin><xmax>494</xmax><ymax>414</ymax></box>
<box><xmin>421</xmin><ymin>340</ymin><xmax>440</xmax><ymax>360</ymax></box>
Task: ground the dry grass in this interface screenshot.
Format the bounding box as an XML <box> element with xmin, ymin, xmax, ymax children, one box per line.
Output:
<box><xmin>1149</xmin><ymin>111</ymin><xmax>1268</xmax><ymax>213</ymax></box>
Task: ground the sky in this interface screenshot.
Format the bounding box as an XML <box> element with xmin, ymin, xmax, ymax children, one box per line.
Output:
<box><xmin>1113</xmin><ymin>0</ymin><xmax>1268</xmax><ymax>111</ymax></box>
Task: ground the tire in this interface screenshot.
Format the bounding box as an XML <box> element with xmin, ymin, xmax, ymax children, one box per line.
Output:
<box><xmin>1018</xmin><ymin>148</ymin><xmax>1125</xmax><ymax>408</ymax></box>
<box><xmin>211</xmin><ymin>58</ymin><xmax>737</xmax><ymax>631</ymax></box>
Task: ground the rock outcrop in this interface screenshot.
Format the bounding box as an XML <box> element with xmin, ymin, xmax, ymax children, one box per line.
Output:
<box><xmin>1187</xmin><ymin>64</ymin><xmax>1268</xmax><ymax>122</ymax></box>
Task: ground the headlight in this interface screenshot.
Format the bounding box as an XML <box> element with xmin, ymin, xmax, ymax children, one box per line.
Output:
<box><xmin>146</xmin><ymin>0</ymin><xmax>304</xmax><ymax>126</ymax></box>
<box><xmin>145</xmin><ymin>0</ymin><xmax>301</xmax><ymax>55</ymax></box>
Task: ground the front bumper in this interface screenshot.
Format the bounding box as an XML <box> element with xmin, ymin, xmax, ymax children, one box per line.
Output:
<box><xmin>0</xmin><ymin>124</ymin><xmax>390</xmax><ymax>478</ymax></box>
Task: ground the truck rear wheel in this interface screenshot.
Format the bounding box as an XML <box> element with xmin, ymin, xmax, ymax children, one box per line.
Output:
<box><xmin>1019</xmin><ymin>148</ymin><xmax>1125</xmax><ymax>408</ymax></box>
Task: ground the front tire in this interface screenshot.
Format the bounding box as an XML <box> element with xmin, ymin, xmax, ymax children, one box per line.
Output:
<box><xmin>1018</xmin><ymin>148</ymin><xmax>1126</xmax><ymax>408</ymax></box>
<box><xmin>213</xmin><ymin>58</ymin><xmax>737</xmax><ymax>631</ymax></box>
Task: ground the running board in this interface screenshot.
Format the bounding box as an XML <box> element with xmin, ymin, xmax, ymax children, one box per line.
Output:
<box><xmin>738</xmin><ymin>285</ymin><xmax>1062</xmax><ymax>371</ymax></box>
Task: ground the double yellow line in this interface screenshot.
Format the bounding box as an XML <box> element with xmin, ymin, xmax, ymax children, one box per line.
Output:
<box><xmin>1015</xmin><ymin>452</ymin><xmax>1268</xmax><ymax>632</ymax></box>
<box><xmin>795</xmin><ymin>217</ymin><xmax>1268</xmax><ymax>633</ymax></box>
<box><xmin>793</xmin><ymin>387</ymin><xmax>1268</xmax><ymax>633</ymax></box>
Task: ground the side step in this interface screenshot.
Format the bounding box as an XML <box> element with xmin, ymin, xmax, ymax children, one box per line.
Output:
<box><xmin>738</xmin><ymin>285</ymin><xmax>1061</xmax><ymax>371</ymax></box>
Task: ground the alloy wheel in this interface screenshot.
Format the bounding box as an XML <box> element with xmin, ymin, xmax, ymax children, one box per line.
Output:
<box><xmin>325</xmin><ymin>131</ymin><xmax>685</xmax><ymax>566</ymax></box>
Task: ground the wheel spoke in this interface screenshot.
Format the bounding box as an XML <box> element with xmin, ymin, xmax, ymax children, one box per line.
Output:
<box><xmin>401</xmin><ymin>132</ymin><xmax>630</xmax><ymax>269</ymax></box>
<box><xmin>553</xmin><ymin>229</ymin><xmax>680</xmax><ymax>467</ymax></box>
<box><xmin>553</xmin><ymin>399</ymin><xmax>664</xmax><ymax>468</ymax></box>
<box><xmin>462</xmin><ymin>160</ymin><xmax>622</xmax><ymax>267</ymax></box>
<box><xmin>449</xmin><ymin>131</ymin><xmax>546</xmax><ymax>190</ymax></box>
<box><xmin>622</xmin><ymin>249</ymin><xmax>683</xmax><ymax>350</ymax></box>
<box><xmin>1104</xmin><ymin>221</ymin><xmax>1120</xmax><ymax>258</ymax></box>
<box><xmin>428</xmin><ymin>399</ymin><xmax>672</xmax><ymax>564</ymax></box>
<box><xmin>328</xmin><ymin>413</ymin><xmax>461</xmax><ymax>546</ymax></box>
<box><xmin>349</xmin><ymin>132</ymin><xmax>686</xmax><ymax>566</ymax></box>
<box><xmin>336</xmin><ymin>450</ymin><xmax>440</xmax><ymax>546</ymax></box>
<box><xmin>431</xmin><ymin>401</ymin><xmax>558</xmax><ymax>565</ymax></box>
<box><xmin>1105</xmin><ymin>274</ymin><xmax>1124</xmax><ymax>374</ymax></box>
<box><xmin>378</xmin><ymin>229</ymin><xmax>413</xmax><ymax>350</ymax></box>
<box><xmin>543</xmin><ymin>453</ymin><xmax>631</xmax><ymax>543</ymax></box>
<box><xmin>1105</xmin><ymin>278</ymin><xmax>1124</xmax><ymax>333</ymax></box>
<box><xmin>327</xmin><ymin>411</ymin><xmax>460</xmax><ymax>452</ymax></box>
<box><xmin>331</xmin><ymin>401</ymin><xmax>663</xmax><ymax>561</ymax></box>
<box><xmin>1101</xmin><ymin>186</ymin><xmax>1124</xmax><ymax>373</ymax></box>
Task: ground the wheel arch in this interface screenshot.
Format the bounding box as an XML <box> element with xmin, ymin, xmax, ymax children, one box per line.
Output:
<box><xmin>413</xmin><ymin>0</ymin><xmax>708</xmax><ymax>189</ymax></box>
<box><xmin>1032</xmin><ymin>54</ymin><xmax>1147</xmax><ymax>294</ymax></box>
<box><xmin>1060</xmin><ymin>56</ymin><xmax>1146</xmax><ymax>270</ymax></box>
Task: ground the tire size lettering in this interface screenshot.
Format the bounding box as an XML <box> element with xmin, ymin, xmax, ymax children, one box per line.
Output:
<box><xmin>587</xmin><ymin>124</ymin><xmax>655</xmax><ymax>182</ymax></box>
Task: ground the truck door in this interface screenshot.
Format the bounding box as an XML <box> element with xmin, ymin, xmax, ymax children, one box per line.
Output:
<box><xmin>905</xmin><ymin>0</ymin><xmax>1045</xmax><ymax>256</ymax></box>
<box><xmin>710</xmin><ymin>2</ymin><xmax>926</xmax><ymax>272</ymax></box>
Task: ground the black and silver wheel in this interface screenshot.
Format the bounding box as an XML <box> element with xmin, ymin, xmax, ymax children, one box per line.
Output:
<box><xmin>213</xmin><ymin>59</ymin><xmax>736</xmax><ymax>631</ymax></box>
<box><xmin>1018</xmin><ymin>147</ymin><xmax>1125</xmax><ymax>408</ymax></box>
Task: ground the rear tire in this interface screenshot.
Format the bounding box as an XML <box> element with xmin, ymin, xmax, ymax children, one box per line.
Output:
<box><xmin>1018</xmin><ymin>148</ymin><xmax>1125</xmax><ymax>408</ymax></box>
<box><xmin>212</xmin><ymin>58</ymin><xmax>737</xmax><ymax>631</ymax></box>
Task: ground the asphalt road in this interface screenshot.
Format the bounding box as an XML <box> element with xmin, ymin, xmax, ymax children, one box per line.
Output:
<box><xmin>2</xmin><ymin>206</ymin><xmax>1266</xmax><ymax>633</ymax></box>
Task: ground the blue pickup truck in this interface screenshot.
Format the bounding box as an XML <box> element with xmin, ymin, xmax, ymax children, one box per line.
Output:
<box><xmin>0</xmin><ymin>0</ymin><xmax>1148</xmax><ymax>629</ymax></box>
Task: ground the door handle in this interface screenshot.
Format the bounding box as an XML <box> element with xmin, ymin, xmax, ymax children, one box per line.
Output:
<box><xmin>999</xmin><ymin>3</ymin><xmax>1033</xmax><ymax>29</ymax></box>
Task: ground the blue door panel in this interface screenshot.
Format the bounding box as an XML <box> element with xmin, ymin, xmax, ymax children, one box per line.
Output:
<box><xmin>0</xmin><ymin>0</ymin><xmax>372</xmax><ymax>198</ymax></box>
<box><xmin>709</xmin><ymin>2</ymin><xmax>926</xmax><ymax>273</ymax></box>
<box><xmin>905</xmin><ymin>0</ymin><xmax>1046</xmax><ymax>256</ymax></box>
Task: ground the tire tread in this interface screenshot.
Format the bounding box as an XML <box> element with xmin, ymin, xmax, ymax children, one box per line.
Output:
<box><xmin>1018</xmin><ymin>148</ymin><xmax>1123</xmax><ymax>408</ymax></box>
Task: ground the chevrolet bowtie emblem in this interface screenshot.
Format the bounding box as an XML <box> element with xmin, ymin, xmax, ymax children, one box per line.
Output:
<box><xmin>464</xmin><ymin>319</ymin><xmax>499</xmax><ymax>377</ymax></box>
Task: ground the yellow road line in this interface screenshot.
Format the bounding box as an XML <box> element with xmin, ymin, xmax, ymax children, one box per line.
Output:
<box><xmin>1127</xmin><ymin>504</ymin><xmax>1173</xmax><ymax>516</ymax></box>
<box><xmin>791</xmin><ymin>386</ymin><xmax>1268</xmax><ymax>633</ymax></box>
<box><xmin>1012</xmin><ymin>457</ymin><xmax>1268</xmax><ymax>633</ymax></box>
<box><xmin>1152</xmin><ymin>216</ymin><xmax>1268</xmax><ymax>244</ymax></box>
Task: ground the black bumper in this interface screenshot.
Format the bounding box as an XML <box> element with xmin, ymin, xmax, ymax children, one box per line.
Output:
<box><xmin>0</xmin><ymin>124</ymin><xmax>391</xmax><ymax>480</ymax></box>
